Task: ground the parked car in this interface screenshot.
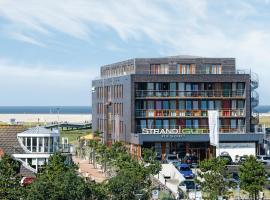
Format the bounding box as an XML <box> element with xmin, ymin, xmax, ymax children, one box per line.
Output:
<box><xmin>165</xmin><ymin>154</ymin><xmax>179</xmax><ymax>164</ymax></box>
<box><xmin>21</xmin><ymin>176</ymin><xmax>35</xmax><ymax>186</ymax></box>
<box><xmin>257</xmin><ymin>155</ymin><xmax>270</xmax><ymax>165</ymax></box>
<box><xmin>217</xmin><ymin>153</ymin><xmax>233</xmax><ymax>165</ymax></box>
<box><xmin>179</xmin><ymin>180</ymin><xmax>200</xmax><ymax>192</ymax></box>
<box><xmin>238</xmin><ymin>155</ymin><xmax>248</xmax><ymax>164</ymax></box>
<box><xmin>177</xmin><ymin>163</ymin><xmax>194</xmax><ymax>179</ymax></box>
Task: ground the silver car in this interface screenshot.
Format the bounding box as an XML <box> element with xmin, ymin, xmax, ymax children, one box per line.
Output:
<box><xmin>257</xmin><ymin>155</ymin><xmax>270</xmax><ymax>165</ymax></box>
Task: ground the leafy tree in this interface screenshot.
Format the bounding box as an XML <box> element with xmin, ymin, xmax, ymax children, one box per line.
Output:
<box><xmin>239</xmin><ymin>155</ymin><xmax>267</xmax><ymax>199</ymax></box>
<box><xmin>197</xmin><ymin>158</ymin><xmax>234</xmax><ymax>199</ymax></box>
<box><xmin>0</xmin><ymin>154</ymin><xmax>24</xmax><ymax>200</ymax></box>
<box><xmin>26</xmin><ymin>153</ymin><xmax>89</xmax><ymax>200</ymax></box>
<box><xmin>106</xmin><ymin>146</ymin><xmax>161</xmax><ymax>200</ymax></box>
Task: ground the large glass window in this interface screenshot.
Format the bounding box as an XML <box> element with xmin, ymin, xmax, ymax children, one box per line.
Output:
<box><xmin>215</xmin><ymin>100</ymin><xmax>222</xmax><ymax>110</ymax></box>
<box><xmin>193</xmin><ymin>119</ymin><xmax>199</xmax><ymax>129</ymax></box>
<box><xmin>169</xmin><ymin>101</ymin><xmax>176</xmax><ymax>109</ymax></box>
<box><xmin>32</xmin><ymin>137</ymin><xmax>37</xmax><ymax>152</ymax></box>
<box><xmin>27</xmin><ymin>137</ymin><xmax>31</xmax><ymax>151</ymax></box>
<box><xmin>201</xmin><ymin>100</ymin><xmax>207</xmax><ymax>110</ymax></box>
<box><xmin>178</xmin><ymin>64</ymin><xmax>196</xmax><ymax>74</ymax></box>
<box><xmin>193</xmin><ymin>101</ymin><xmax>198</xmax><ymax>110</ymax></box>
<box><xmin>186</xmin><ymin>120</ymin><xmax>192</xmax><ymax>128</ymax></box>
<box><xmin>148</xmin><ymin>119</ymin><xmax>154</xmax><ymax>128</ymax></box>
<box><xmin>179</xmin><ymin>100</ymin><xmax>185</xmax><ymax>110</ymax></box>
<box><xmin>156</xmin><ymin>101</ymin><xmax>162</xmax><ymax>110</ymax></box>
<box><xmin>44</xmin><ymin>137</ymin><xmax>49</xmax><ymax>153</ymax></box>
<box><xmin>186</xmin><ymin>100</ymin><xmax>192</xmax><ymax>110</ymax></box>
<box><xmin>148</xmin><ymin>101</ymin><xmax>155</xmax><ymax>109</ymax></box>
<box><xmin>163</xmin><ymin>120</ymin><xmax>169</xmax><ymax>129</ymax></box>
<box><xmin>38</xmin><ymin>137</ymin><xmax>43</xmax><ymax>152</ymax></box>
<box><xmin>170</xmin><ymin>83</ymin><xmax>176</xmax><ymax>97</ymax></box>
<box><xmin>231</xmin><ymin>119</ymin><xmax>237</xmax><ymax>129</ymax></box>
<box><xmin>178</xmin><ymin>83</ymin><xmax>185</xmax><ymax>97</ymax></box>
<box><xmin>208</xmin><ymin>101</ymin><xmax>214</xmax><ymax>110</ymax></box>
<box><xmin>156</xmin><ymin>120</ymin><xmax>162</xmax><ymax>129</ymax></box>
<box><xmin>163</xmin><ymin>101</ymin><xmax>169</xmax><ymax>110</ymax></box>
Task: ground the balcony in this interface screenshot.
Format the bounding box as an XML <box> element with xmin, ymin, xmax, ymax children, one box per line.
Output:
<box><xmin>136</xmin><ymin>125</ymin><xmax>246</xmax><ymax>134</ymax></box>
<box><xmin>135</xmin><ymin>89</ymin><xmax>245</xmax><ymax>99</ymax></box>
<box><xmin>135</xmin><ymin>109</ymin><xmax>245</xmax><ymax>118</ymax></box>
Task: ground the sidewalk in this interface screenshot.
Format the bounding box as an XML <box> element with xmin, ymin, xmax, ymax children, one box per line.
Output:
<box><xmin>72</xmin><ymin>156</ymin><xmax>107</xmax><ymax>183</ymax></box>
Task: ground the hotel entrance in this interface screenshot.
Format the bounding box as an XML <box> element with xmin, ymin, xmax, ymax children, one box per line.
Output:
<box><xmin>143</xmin><ymin>142</ymin><xmax>213</xmax><ymax>162</ymax></box>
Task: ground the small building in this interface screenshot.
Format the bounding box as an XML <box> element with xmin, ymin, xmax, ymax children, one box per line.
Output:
<box><xmin>0</xmin><ymin>125</ymin><xmax>71</xmax><ymax>175</ymax></box>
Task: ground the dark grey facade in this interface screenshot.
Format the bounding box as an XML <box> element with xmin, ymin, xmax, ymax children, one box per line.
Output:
<box><xmin>92</xmin><ymin>56</ymin><xmax>262</xmax><ymax>159</ymax></box>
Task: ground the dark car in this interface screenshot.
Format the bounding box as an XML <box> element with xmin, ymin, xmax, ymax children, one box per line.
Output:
<box><xmin>217</xmin><ymin>154</ymin><xmax>233</xmax><ymax>165</ymax></box>
<box><xmin>179</xmin><ymin>180</ymin><xmax>200</xmax><ymax>192</ymax></box>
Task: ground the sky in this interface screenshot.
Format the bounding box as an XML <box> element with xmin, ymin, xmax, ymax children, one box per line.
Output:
<box><xmin>0</xmin><ymin>0</ymin><xmax>270</xmax><ymax>106</ymax></box>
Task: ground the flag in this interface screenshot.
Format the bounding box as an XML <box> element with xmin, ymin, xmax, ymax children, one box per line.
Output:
<box><xmin>208</xmin><ymin>110</ymin><xmax>219</xmax><ymax>147</ymax></box>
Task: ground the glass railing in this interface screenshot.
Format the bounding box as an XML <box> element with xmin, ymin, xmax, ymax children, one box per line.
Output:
<box><xmin>135</xmin><ymin>109</ymin><xmax>245</xmax><ymax>118</ymax></box>
<box><xmin>135</xmin><ymin>90</ymin><xmax>245</xmax><ymax>98</ymax></box>
<box><xmin>136</xmin><ymin>125</ymin><xmax>246</xmax><ymax>134</ymax></box>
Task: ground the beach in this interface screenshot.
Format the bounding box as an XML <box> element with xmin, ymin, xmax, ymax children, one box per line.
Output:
<box><xmin>0</xmin><ymin>114</ymin><xmax>92</xmax><ymax>124</ymax></box>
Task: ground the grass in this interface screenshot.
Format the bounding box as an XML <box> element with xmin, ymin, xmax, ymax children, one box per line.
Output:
<box><xmin>60</xmin><ymin>129</ymin><xmax>92</xmax><ymax>144</ymax></box>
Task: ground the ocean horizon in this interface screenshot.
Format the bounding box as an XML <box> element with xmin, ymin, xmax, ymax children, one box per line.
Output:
<box><xmin>0</xmin><ymin>105</ymin><xmax>270</xmax><ymax>114</ymax></box>
<box><xmin>0</xmin><ymin>106</ymin><xmax>91</xmax><ymax>114</ymax></box>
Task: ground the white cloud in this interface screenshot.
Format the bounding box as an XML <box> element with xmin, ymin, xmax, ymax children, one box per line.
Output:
<box><xmin>0</xmin><ymin>0</ymin><xmax>270</xmax><ymax>104</ymax></box>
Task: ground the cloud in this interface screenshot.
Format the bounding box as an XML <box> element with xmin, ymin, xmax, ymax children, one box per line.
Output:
<box><xmin>0</xmin><ymin>0</ymin><xmax>270</xmax><ymax>104</ymax></box>
<box><xmin>9</xmin><ymin>32</ymin><xmax>46</xmax><ymax>47</ymax></box>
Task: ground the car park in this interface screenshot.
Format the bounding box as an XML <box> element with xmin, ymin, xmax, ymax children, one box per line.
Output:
<box><xmin>176</xmin><ymin>163</ymin><xmax>194</xmax><ymax>179</ymax></box>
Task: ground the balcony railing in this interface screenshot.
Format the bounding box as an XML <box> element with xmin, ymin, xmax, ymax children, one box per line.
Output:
<box><xmin>135</xmin><ymin>89</ymin><xmax>245</xmax><ymax>98</ymax></box>
<box><xmin>135</xmin><ymin>109</ymin><xmax>245</xmax><ymax>118</ymax></box>
<box><xmin>136</xmin><ymin>125</ymin><xmax>246</xmax><ymax>134</ymax></box>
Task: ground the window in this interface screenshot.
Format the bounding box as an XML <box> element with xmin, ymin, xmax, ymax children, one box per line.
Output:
<box><xmin>150</xmin><ymin>64</ymin><xmax>169</xmax><ymax>74</ymax></box>
<box><xmin>169</xmin><ymin>101</ymin><xmax>176</xmax><ymax>109</ymax></box>
<box><xmin>179</xmin><ymin>100</ymin><xmax>185</xmax><ymax>110</ymax></box>
<box><xmin>186</xmin><ymin>120</ymin><xmax>192</xmax><ymax>128</ymax></box>
<box><xmin>186</xmin><ymin>100</ymin><xmax>192</xmax><ymax>110</ymax></box>
<box><xmin>148</xmin><ymin>119</ymin><xmax>154</xmax><ymax>128</ymax></box>
<box><xmin>208</xmin><ymin>101</ymin><xmax>214</xmax><ymax>110</ymax></box>
<box><xmin>193</xmin><ymin>120</ymin><xmax>199</xmax><ymax>129</ymax></box>
<box><xmin>178</xmin><ymin>64</ymin><xmax>196</xmax><ymax>74</ymax></box>
<box><xmin>163</xmin><ymin>120</ymin><xmax>169</xmax><ymax>129</ymax></box>
<box><xmin>205</xmin><ymin>64</ymin><xmax>222</xmax><ymax>74</ymax></box>
<box><xmin>156</xmin><ymin>120</ymin><xmax>162</xmax><ymax>129</ymax></box>
<box><xmin>231</xmin><ymin>119</ymin><xmax>237</xmax><ymax>129</ymax></box>
<box><xmin>201</xmin><ymin>100</ymin><xmax>207</xmax><ymax>110</ymax></box>
<box><xmin>193</xmin><ymin>101</ymin><xmax>199</xmax><ymax>110</ymax></box>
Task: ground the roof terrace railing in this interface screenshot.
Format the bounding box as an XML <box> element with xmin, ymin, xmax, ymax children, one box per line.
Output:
<box><xmin>97</xmin><ymin>69</ymin><xmax>252</xmax><ymax>79</ymax></box>
<box><xmin>135</xmin><ymin>89</ymin><xmax>245</xmax><ymax>98</ymax></box>
<box><xmin>135</xmin><ymin>109</ymin><xmax>246</xmax><ymax>118</ymax></box>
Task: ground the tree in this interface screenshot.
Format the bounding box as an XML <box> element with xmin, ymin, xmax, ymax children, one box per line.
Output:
<box><xmin>197</xmin><ymin>158</ymin><xmax>234</xmax><ymax>199</ymax></box>
<box><xmin>239</xmin><ymin>155</ymin><xmax>267</xmax><ymax>199</ymax></box>
<box><xmin>26</xmin><ymin>153</ymin><xmax>89</xmax><ymax>200</ymax></box>
<box><xmin>0</xmin><ymin>154</ymin><xmax>24</xmax><ymax>200</ymax></box>
<box><xmin>106</xmin><ymin>146</ymin><xmax>161</xmax><ymax>200</ymax></box>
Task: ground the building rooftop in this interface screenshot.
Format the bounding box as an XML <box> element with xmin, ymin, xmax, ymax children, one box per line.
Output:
<box><xmin>0</xmin><ymin>125</ymin><xmax>33</xmax><ymax>176</ymax></box>
<box><xmin>17</xmin><ymin>126</ymin><xmax>59</xmax><ymax>137</ymax></box>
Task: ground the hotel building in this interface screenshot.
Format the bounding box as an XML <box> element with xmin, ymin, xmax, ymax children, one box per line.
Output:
<box><xmin>92</xmin><ymin>56</ymin><xmax>264</xmax><ymax>161</ymax></box>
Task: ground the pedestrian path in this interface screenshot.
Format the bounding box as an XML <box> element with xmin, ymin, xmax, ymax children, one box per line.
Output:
<box><xmin>72</xmin><ymin>156</ymin><xmax>107</xmax><ymax>183</ymax></box>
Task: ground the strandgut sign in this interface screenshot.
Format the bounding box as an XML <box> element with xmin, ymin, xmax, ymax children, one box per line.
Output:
<box><xmin>142</xmin><ymin>128</ymin><xmax>182</xmax><ymax>134</ymax></box>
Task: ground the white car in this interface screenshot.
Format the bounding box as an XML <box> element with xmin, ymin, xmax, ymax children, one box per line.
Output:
<box><xmin>257</xmin><ymin>155</ymin><xmax>270</xmax><ymax>165</ymax></box>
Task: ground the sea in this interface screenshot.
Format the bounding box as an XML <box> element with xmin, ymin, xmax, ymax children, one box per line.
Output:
<box><xmin>0</xmin><ymin>106</ymin><xmax>91</xmax><ymax>114</ymax></box>
<box><xmin>0</xmin><ymin>106</ymin><xmax>270</xmax><ymax>114</ymax></box>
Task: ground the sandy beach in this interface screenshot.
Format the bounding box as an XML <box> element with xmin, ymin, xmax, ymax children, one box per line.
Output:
<box><xmin>0</xmin><ymin>114</ymin><xmax>92</xmax><ymax>123</ymax></box>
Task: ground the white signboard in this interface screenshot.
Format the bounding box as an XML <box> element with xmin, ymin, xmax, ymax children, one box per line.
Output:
<box><xmin>208</xmin><ymin>110</ymin><xmax>219</xmax><ymax>147</ymax></box>
<box><xmin>142</xmin><ymin>128</ymin><xmax>181</xmax><ymax>134</ymax></box>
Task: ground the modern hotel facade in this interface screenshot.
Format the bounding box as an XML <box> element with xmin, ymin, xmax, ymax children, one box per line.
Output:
<box><xmin>92</xmin><ymin>56</ymin><xmax>264</xmax><ymax>161</ymax></box>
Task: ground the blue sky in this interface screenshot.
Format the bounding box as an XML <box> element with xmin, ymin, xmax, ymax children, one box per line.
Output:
<box><xmin>0</xmin><ymin>0</ymin><xmax>270</xmax><ymax>106</ymax></box>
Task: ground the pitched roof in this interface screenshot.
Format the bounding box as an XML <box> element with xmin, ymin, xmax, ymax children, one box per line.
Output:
<box><xmin>0</xmin><ymin>125</ymin><xmax>34</xmax><ymax>176</ymax></box>
<box><xmin>0</xmin><ymin>125</ymin><xmax>26</xmax><ymax>155</ymax></box>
